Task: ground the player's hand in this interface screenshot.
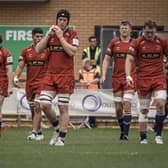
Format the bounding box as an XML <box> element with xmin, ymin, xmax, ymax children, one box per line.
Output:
<box><xmin>46</xmin><ymin>25</ymin><xmax>57</xmax><ymax>37</ymax></box>
<box><xmin>100</xmin><ymin>76</ymin><xmax>106</xmax><ymax>84</ymax></box>
<box><xmin>126</xmin><ymin>75</ymin><xmax>134</xmax><ymax>87</ymax></box>
<box><xmin>54</xmin><ymin>26</ymin><xmax>64</xmax><ymax>39</ymax></box>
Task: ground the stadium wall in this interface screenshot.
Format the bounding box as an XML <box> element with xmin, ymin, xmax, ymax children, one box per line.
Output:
<box><xmin>0</xmin><ymin>0</ymin><xmax>168</xmax><ymax>78</ymax></box>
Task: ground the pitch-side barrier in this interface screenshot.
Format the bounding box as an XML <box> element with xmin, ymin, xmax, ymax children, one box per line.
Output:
<box><xmin>2</xmin><ymin>88</ymin><xmax>157</xmax><ymax>128</ymax></box>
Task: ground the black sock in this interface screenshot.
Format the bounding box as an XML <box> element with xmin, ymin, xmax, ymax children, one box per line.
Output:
<box><xmin>155</xmin><ymin>114</ymin><xmax>165</xmax><ymax>136</ymax></box>
<box><xmin>56</xmin><ymin>128</ymin><xmax>59</xmax><ymax>133</ymax></box>
<box><xmin>37</xmin><ymin>130</ymin><xmax>43</xmax><ymax>135</ymax></box>
<box><xmin>123</xmin><ymin>115</ymin><xmax>132</xmax><ymax>136</ymax></box>
<box><xmin>140</xmin><ymin>131</ymin><xmax>147</xmax><ymax>140</ymax></box>
<box><xmin>52</xmin><ymin>120</ymin><xmax>59</xmax><ymax>128</ymax></box>
<box><xmin>32</xmin><ymin>131</ymin><xmax>37</xmax><ymax>136</ymax></box>
<box><xmin>59</xmin><ymin>130</ymin><xmax>67</xmax><ymax>140</ymax></box>
<box><xmin>118</xmin><ymin>117</ymin><xmax>124</xmax><ymax>134</ymax></box>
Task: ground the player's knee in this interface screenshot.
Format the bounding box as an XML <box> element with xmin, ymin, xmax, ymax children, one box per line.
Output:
<box><xmin>123</xmin><ymin>101</ymin><xmax>131</xmax><ymax>113</ymax></box>
<box><xmin>40</xmin><ymin>102</ymin><xmax>51</xmax><ymax>112</ymax></box>
<box><xmin>116</xmin><ymin>109</ymin><xmax>123</xmax><ymax>119</ymax></box>
<box><xmin>123</xmin><ymin>93</ymin><xmax>133</xmax><ymax>113</ymax></box>
<box><xmin>139</xmin><ymin>99</ymin><xmax>150</xmax><ymax>112</ymax></box>
<box><xmin>154</xmin><ymin>90</ymin><xmax>166</xmax><ymax>113</ymax></box>
<box><xmin>114</xmin><ymin>96</ymin><xmax>123</xmax><ymax>117</ymax></box>
<box><xmin>138</xmin><ymin>99</ymin><xmax>150</xmax><ymax>122</ymax></box>
<box><xmin>155</xmin><ymin>100</ymin><xmax>165</xmax><ymax>114</ymax></box>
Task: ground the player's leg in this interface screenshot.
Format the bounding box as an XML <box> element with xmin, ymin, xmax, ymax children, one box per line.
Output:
<box><xmin>0</xmin><ymin>95</ymin><xmax>5</xmax><ymax>137</ymax></box>
<box><xmin>137</xmin><ymin>79</ymin><xmax>152</xmax><ymax>144</ymax></box>
<box><xmin>0</xmin><ymin>81</ymin><xmax>8</xmax><ymax>137</ymax></box>
<box><xmin>163</xmin><ymin>81</ymin><xmax>168</xmax><ymax>121</ymax></box>
<box><xmin>114</xmin><ymin>95</ymin><xmax>124</xmax><ymax>140</ymax></box>
<box><xmin>33</xmin><ymin>93</ymin><xmax>46</xmax><ymax>140</ymax></box>
<box><xmin>153</xmin><ymin>90</ymin><xmax>166</xmax><ymax>144</ymax></box>
<box><xmin>55</xmin><ymin>94</ymin><xmax>71</xmax><ymax>146</ymax></box>
<box><xmin>26</xmin><ymin>86</ymin><xmax>43</xmax><ymax>140</ymax></box>
<box><xmin>113</xmin><ymin>78</ymin><xmax>124</xmax><ymax>139</ymax></box>
<box><xmin>152</xmin><ymin>88</ymin><xmax>168</xmax><ymax>132</ymax></box>
<box><xmin>122</xmin><ymin>92</ymin><xmax>134</xmax><ymax>140</ymax></box>
<box><xmin>39</xmin><ymin>90</ymin><xmax>60</xmax><ymax>145</ymax></box>
<box><xmin>54</xmin><ymin>75</ymin><xmax>75</xmax><ymax>146</ymax></box>
<box><xmin>138</xmin><ymin>98</ymin><xmax>151</xmax><ymax>144</ymax></box>
<box><xmin>28</xmin><ymin>98</ymin><xmax>44</xmax><ymax>141</ymax></box>
<box><xmin>27</xmin><ymin>101</ymin><xmax>37</xmax><ymax>140</ymax></box>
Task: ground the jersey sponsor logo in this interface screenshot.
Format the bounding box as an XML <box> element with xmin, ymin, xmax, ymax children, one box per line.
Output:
<box><xmin>49</xmin><ymin>45</ymin><xmax>64</xmax><ymax>52</ymax></box>
<box><xmin>28</xmin><ymin>60</ymin><xmax>45</xmax><ymax>66</ymax></box>
<box><xmin>116</xmin><ymin>53</ymin><xmax>127</xmax><ymax>58</ymax></box>
<box><xmin>141</xmin><ymin>53</ymin><xmax>160</xmax><ymax>59</ymax></box>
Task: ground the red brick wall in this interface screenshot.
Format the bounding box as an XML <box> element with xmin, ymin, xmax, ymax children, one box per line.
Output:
<box><xmin>0</xmin><ymin>0</ymin><xmax>168</xmax><ymax>78</ymax></box>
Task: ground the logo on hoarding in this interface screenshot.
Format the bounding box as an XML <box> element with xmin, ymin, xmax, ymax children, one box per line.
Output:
<box><xmin>82</xmin><ymin>94</ymin><xmax>102</xmax><ymax>112</ymax></box>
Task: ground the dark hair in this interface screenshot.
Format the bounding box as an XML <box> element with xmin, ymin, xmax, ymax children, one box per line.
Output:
<box><xmin>88</xmin><ymin>36</ymin><xmax>97</xmax><ymax>42</ymax></box>
<box><xmin>0</xmin><ymin>34</ymin><xmax>3</xmax><ymax>43</ymax></box>
<box><xmin>120</xmin><ymin>20</ymin><xmax>132</xmax><ymax>28</ymax></box>
<box><xmin>143</xmin><ymin>20</ymin><xmax>157</xmax><ymax>29</ymax></box>
<box><xmin>56</xmin><ymin>9</ymin><xmax>70</xmax><ymax>23</ymax></box>
<box><xmin>32</xmin><ymin>27</ymin><xmax>43</xmax><ymax>36</ymax></box>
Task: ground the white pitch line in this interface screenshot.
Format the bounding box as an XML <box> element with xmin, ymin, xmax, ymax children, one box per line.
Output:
<box><xmin>53</xmin><ymin>151</ymin><xmax>138</xmax><ymax>156</ymax></box>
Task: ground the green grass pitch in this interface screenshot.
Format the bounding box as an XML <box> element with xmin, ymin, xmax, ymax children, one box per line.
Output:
<box><xmin>0</xmin><ymin>127</ymin><xmax>168</xmax><ymax>168</ymax></box>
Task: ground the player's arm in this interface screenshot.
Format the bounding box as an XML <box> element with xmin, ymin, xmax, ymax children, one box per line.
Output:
<box><xmin>125</xmin><ymin>54</ymin><xmax>135</xmax><ymax>86</ymax></box>
<box><xmin>13</xmin><ymin>59</ymin><xmax>25</xmax><ymax>85</ymax></box>
<box><xmin>55</xmin><ymin>26</ymin><xmax>79</xmax><ymax>57</ymax></box>
<box><xmin>36</xmin><ymin>36</ymin><xmax>50</xmax><ymax>53</ymax></box>
<box><xmin>5</xmin><ymin>53</ymin><xmax>13</xmax><ymax>95</ymax></box>
<box><xmin>59</xmin><ymin>36</ymin><xmax>78</xmax><ymax>57</ymax></box>
<box><xmin>35</xmin><ymin>25</ymin><xmax>56</xmax><ymax>53</ymax></box>
<box><xmin>6</xmin><ymin>64</ymin><xmax>13</xmax><ymax>95</ymax></box>
<box><xmin>100</xmin><ymin>55</ymin><xmax>110</xmax><ymax>83</ymax></box>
